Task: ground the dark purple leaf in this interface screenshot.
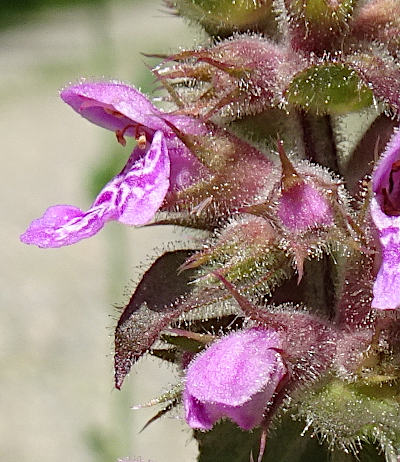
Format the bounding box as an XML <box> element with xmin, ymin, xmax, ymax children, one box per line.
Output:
<box><xmin>114</xmin><ymin>250</ymin><xmax>226</xmax><ymax>389</ymax></box>
<box><xmin>344</xmin><ymin>114</ymin><xmax>398</xmax><ymax>194</ymax></box>
<box><xmin>114</xmin><ymin>249</ymin><xmax>195</xmax><ymax>389</ymax></box>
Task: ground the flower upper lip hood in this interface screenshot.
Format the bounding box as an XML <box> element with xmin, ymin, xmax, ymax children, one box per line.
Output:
<box><xmin>61</xmin><ymin>81</ymin><xmax>208</xmax><ymax>191</ymax></box>
<box><xmin>183</xmin><ymin>327</ymin><xmax>287</xmax><ymax>431</ymax></box>
<box><xmin>61</xmin><ymin>81</ymin><xmax>206</xmax><ymax>139</ymax></box>
<box><xmin>370</xmin><ymin>129</ymin><xmax>400</xmax><ymax>310</ymax></box>
<box><xmin>20</xmin><ymin>81</ymin><xmax>207</xmax><ymax>248</ymax></box>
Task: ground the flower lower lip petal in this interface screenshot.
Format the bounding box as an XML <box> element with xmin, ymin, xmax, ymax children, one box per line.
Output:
<box><xmin>20</xmin><ymin>131</ymin><xmax>170</xmax><ymax>248</ymax></box>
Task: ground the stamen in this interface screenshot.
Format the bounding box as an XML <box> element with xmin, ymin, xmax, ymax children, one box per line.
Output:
<box><xmin>135</xmin><ymin>125</ymin><xmax>147</xmax><ymax>150</ymax></box>
<box><xmin>115</xmin><ymin>124</ymin><xmax>136</xmax><ymax>147</ymax></box>
<box><xmin>137</xmin><ymin>133</ymin><xmax>147</xmax><ymax>150</ymax></box>
<box><xmin>115</xmin><ymin>124</ymin><xmax>148</xmax><ymax>149</ymax></box>
<box><xmin>104</xmin><ymin>107</ymin><xmax>126</xmax><ymax>118</ymax></box>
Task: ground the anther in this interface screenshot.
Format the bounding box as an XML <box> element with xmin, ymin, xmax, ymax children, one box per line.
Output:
<box><xmin>135</xmin><ymin>125</ymin><xmax>147</xmax><ymax>150</ymax></box>
<box><xmin>115</xmin><ymin>124</ymin><xmax>136</xmax><ymax>147</ymax></box>
<box><xmin>104</xmin><ymin>108</ymin><xmax>125</xmax><ymax>118</ymax></box>
<box><xmin>136</xmin><ymin>133</ymin><xmax>147</xmax><ymax>150</ymax></box>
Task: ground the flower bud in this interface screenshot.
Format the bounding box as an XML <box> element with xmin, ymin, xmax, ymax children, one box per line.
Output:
<box><xmin>243</xmin><ymin>142</ymin><xmax>351</xmax><ymax>280</ymax></box>
<box><xmin>215</xmin><ymin>275</ymin><xmax>338</xmax><ymax>384</ymax></box>
<box><xmin>157</xmin><ymin>36</ymin><xmax>305</xmax><ymax>119</ymax></box>
<box><xmin>169</xmin><ymin>0</ymin><xmax>276</xmax><ymax>37</ymax></box>
<box><xmin>180</xmin><ymin>214</ymin><xmax>293</xmax><ymax>295</ymax></box>
<box><xmin>184</xmin><ymin>327</ymin><xmax>287</xmax><ymax>430</ymax></box>
<box><xmin>277</xmin><ymin>141</ymin><xmax>334</xmax><ymax>232</ymax></box>
<box><xmin>285</xmin><ymin>0</ymin><xmax>356</xmax><ymax>54</ymax></box>
<box><xmin>351</xmin><ymin>0</ymin><xmax>400</xmax><ymax>53</ymax></box>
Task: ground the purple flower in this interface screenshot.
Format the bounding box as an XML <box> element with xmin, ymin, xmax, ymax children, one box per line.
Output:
<box><xmin>21</xmin><ymin>82</ymin><xmax>205</xmax><ymax>248</ymax></box>
<box><xmin>21</xmin><ymin>132</ymin><xmax>169</xmax><ymax>247</ymax></box>
<box><xmin>371</xmin><ymin>129</ymin><xmax>400</xmax><ymax>309</ymax></box>
<box><xmin>61</xmin><ymin>81</ymin><xmax>205</xmax><ymax>190</ymax></box>
<box><xmin>183</xmin><ymin>328</ymin><xmax>286</xmax><ymax>431</ymax></box>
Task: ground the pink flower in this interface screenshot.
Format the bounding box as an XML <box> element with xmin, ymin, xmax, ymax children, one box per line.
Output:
<box><xmin>370</xmin><ymin>129</ymin><xmax>400</xmax><ymax>309</ymax></box>
<box><xmin>21</xmin><ymin>82</ymin><xmax>205</xmax><ymax>248</ymax></box>
<box><xmin>183</xmin><ymin>328</ymin><xmax>286</xmax><ymax>431</ymax></box>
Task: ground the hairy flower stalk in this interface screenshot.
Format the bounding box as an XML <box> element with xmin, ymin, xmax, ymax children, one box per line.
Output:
<box><xmin>21</xmin><ymin>1</ymin><xmax>400</xmax><ymax>461</ymax></box>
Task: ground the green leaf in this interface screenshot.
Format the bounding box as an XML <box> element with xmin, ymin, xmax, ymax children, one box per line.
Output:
<box><xmin>286</xmin><ymin>64</ymin><xmax>374</xmax><ymax>115</ymax></box>
<box><xmin>172</xmin><ymin>0</ymin><xmax>275</xmax><ymax>36</ymax></box>
<box><xmin>195</xmin><ymin>414</ymin><xmax>386</xmax><ymax>462</ymax></box>
<box><xmin>294</xmin><ymin>376</ymin><xmax>400</xmax><ymax>459</ymax></box>
<box><xmin>196</xmin><ymin>415</ymin><xmax>333</xmax><ymax>462</ymax></box>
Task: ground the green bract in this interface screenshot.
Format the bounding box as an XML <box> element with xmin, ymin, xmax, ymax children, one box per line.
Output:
<box><xmin>172</xmin><ymin>0</ymin><xmax>274</xmax><ymax>35</ymax></box>
<box><xmin>286</xmin><ymin>64</ymin><xmax>374</xmax><ymax>114</ymax></box>
<box><xmin>295</xmin><ymin>376</ymin><xmax>400</xmax><ymax>457</ymax></box>
<box><xmin>290</xmin><ymin>0</ymin><xmax>355</xmax><ymax>24</ymax></box>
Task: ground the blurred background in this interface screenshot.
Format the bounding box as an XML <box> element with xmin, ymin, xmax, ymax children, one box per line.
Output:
<box><xmin>1</xmin><ymin>1</ymin><xmax>205</xmax><ymax>460</ymax></box>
